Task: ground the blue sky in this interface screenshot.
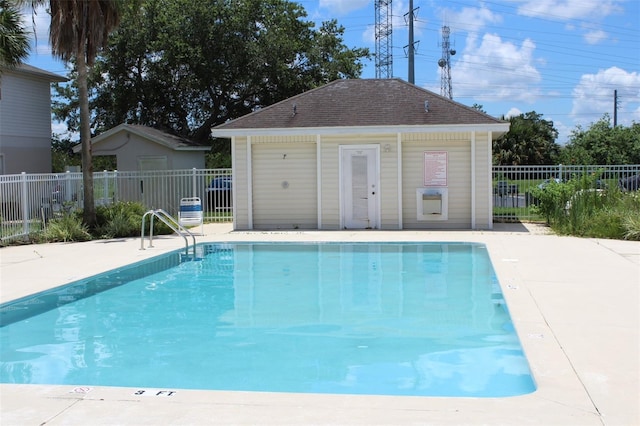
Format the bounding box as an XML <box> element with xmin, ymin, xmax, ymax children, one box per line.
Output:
<box><xmin>24</xmin><ymin>0</ymin><xmax>640</xmax><ymax>144</ymax></box>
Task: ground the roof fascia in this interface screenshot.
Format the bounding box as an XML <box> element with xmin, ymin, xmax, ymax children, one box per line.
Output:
<box><xmin>211</xmin><ymin>123</ymin><xmax>510</xmax><ymax>138</ymax></box>
<box><xmin>91</xmin><ymin>125</ymin><xmax>172</xmax><ymax>149</ymax></box>
<box><xmin>174</xmin><ymin>146</ymin><xmax>211</xmax><ymax>151</ymax></box>
<box><xmin>3</xmin><ymin>66</ymin><xmax>68</xmax><ymax>82</ymax></box>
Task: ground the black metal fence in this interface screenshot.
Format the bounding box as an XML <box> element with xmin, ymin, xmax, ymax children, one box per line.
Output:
<box><xmin>492</xmin><ymin>164</ymin><xmax>640</xmax><ymax>221</ymax></box>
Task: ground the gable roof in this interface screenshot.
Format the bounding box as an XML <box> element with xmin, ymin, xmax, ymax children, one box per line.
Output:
<box><xmin>73</xmin><ymin>124</ymin><xmax>210</xmax><ymax>153</ymax></box>
<box><xmin>211</xmin><ymin>78</ymin><xmax>509</xmax><ymax>137</ymax></box>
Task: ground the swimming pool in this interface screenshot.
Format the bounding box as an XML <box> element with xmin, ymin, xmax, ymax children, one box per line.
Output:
<box><xmin>0</xmin><ymin>242</ymin><xmax>535</xmax><ymax>397</ymax></box>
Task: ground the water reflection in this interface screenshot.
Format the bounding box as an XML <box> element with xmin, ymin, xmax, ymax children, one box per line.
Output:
<box><xmin>0</xmin><ymin>243</ymin><xmax>534</xmax><ymax>396</ymax></box>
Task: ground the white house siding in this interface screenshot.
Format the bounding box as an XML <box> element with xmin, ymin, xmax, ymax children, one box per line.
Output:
<box><xmin>251</xmin><ymin>138</ymin><xmax>317</xmax><ymax>229</ymax></box>
<box><xmin>402</xmin><ymin>133</ymin><xmax>473</xmax><ymax>229</ymax></box>
<box><xmin>0</xmin><ymin>73</ymin><xmax>53</xmax><ymax>173</ymax></box>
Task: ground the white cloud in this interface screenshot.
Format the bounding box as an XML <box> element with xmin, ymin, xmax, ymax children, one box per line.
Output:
<box><xmin>583</xmin><ymin>29</ymin><xmax>608</xmax><ymax>45</ymax></box>
<box><xmin>444</xmin><ymin>5</ymin><xmax>503</xmax><ymax>35</ymax></box>
<box><xmin>452</xmin><ymin>33</ymin><xmax>541</xmax><ymax>103</ymax></box>
<box><xmin>505</xmin><ymin>108</ymin><xmax>522</xmax><ymax>118</ymax></box>
<box><xmin>318</xmin><ymin>0</ymin><xmax>371</xmax><ymax>16</ymax></box>
<box><xmin>511</xmin><ymin>0</ymin><xmax>623</xmax><ymax>21</ymax></box>
<box><xmin>550</xmin><ymin>118</ymin><xmax>572</xmax><ymax>145</ymax></box>
<box><xmin>52</xmin><ymin>120</ymin><xmax>78</xmax><ymax>142</ymax></box>
<box><xmin>571</xmin><ymin>67</ymin><xmax>640</xmax><ymax>126</ymax></box>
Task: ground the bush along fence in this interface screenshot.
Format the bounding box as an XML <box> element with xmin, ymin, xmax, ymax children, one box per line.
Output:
<box><xmin>1</xmin><ymin>165</ymin><xmax>638</xmax><ymax>242</ymax></box>
<box><xmin>0</xmin><ymin>168</ymin><xmax>231</xmax><ymax>243</ymax></box>
<box><xmin>491</xmin><ymin>164</ymin><xmax>640</xmax><ymax>222</ymax></box>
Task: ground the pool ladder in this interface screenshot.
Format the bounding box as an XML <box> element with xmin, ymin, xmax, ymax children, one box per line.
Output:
<box><xmin>140</xmin><ymin>209</ymin><xmax>196</xmax><ymax>257</ymax></box>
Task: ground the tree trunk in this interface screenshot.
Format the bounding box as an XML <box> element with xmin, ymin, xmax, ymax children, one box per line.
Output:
<box><xmin>78</xmin><ymin>53</ymin><xmax>96</xmax><ymax>229</ymax></box>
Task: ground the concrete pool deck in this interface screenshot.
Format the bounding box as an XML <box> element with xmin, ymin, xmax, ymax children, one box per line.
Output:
<box><xmin>0</xmin><ymin>223</ymin><xmax>638</xmax><ymax>425</ymax></box>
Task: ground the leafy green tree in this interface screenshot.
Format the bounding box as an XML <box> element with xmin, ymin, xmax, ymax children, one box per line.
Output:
<box><xmin>51</xmin><ymin>136</ymin><xmax>79</xmax><ymax>172</ymax></box>
<box><xmin>471</xmin><ymin>103</ymin><xmax>486</xmax><ymax>113</ymax></box>
<box><xmin>560</xmin><ymin>114</ymin><xmax>640</xmax><ymax>165</ymax></box>
<box><xmin>0</xmin><ymin>0</ymin><xmax>30</xmax><ymax>70</ymax></box>
<box><xmin>54</xmin><ymin>0</ymin><xmax>369</xmax><ymax>146</ymax></box>
<box><xmin>493</xmin><ymin>111</ymin><xmax>560</xmax><ymax>165</ymax></box>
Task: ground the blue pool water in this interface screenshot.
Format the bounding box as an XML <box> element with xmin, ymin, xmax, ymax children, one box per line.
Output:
<box><xmin>0</xmin><ymin>242</ymin><xmax>535</xmax><ymax>397</ymax></box>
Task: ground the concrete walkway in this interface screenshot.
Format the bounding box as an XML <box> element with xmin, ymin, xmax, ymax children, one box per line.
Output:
<box><xmin>0</xmin><ymin>223</ymin><xmax>638</xmax><ymax>425</ymax></box>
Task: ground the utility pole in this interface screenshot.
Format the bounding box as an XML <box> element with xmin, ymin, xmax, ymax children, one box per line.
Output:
<box><xmin>614</xmin><ymin>90</ymin><xmax>618</xmax><ymax>126</ymax></box>
<box><xmin>404</xmin><ymin>0</ymin><xmax>419</xmax><ymax>84</ymax></box>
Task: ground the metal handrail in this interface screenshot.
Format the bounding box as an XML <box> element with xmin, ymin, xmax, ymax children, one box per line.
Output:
<box><xmin>141</xmin><ymin>209</ymin><xmax>196</xmax><ymax>256</ymax></box>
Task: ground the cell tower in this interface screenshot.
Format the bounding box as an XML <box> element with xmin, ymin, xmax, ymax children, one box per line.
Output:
<box><xmin>438</xmin><ymin>25</ymin><xmax>456</xmax><ymax>99</ymax></box>
<box><xmin>375</xmin><ymin>0</ymin><xmax>393</xmax><ymax>79</ymax></box>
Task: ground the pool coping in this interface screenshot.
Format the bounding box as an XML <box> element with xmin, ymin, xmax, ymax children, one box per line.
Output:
<box><xmin>1</xmin><ymin>223</ymin><xmax>638</xmax><ymax>425</ymax></box>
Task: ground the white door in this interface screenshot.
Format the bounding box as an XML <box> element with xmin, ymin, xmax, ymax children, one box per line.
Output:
<box><xmin>340</xmin><ymin>146</ymin><xmax>379</xmax><ymax>229</ymax></box>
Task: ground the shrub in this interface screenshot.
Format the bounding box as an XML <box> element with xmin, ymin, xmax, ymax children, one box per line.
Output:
<box><xmin>530</xmin><ymin>180</ymin><xmax>574</xmax><ymax>225</ymax></box>
<box><xmin>621</xmin><ymin>193</ymin><xmax>640</xmax><ymax>241</ymax></box>
<box><xmin>95</xmin><ymin>201</ymin><xmax>147</xmax><ymax>238</ymax></box>
<box><xmin>44</xmin><ymin>214</ymin><xmax>92</xmax><ymax>242</ymax></box>
<box><xmin>95</xmin><ymin>202</ymin><xmax>174</xmax><ymax>238</ymax></box>
<box><xmin>532</xmin><ymin>173</ymin><xmax>640</xmax><ymax>240</ymax></box>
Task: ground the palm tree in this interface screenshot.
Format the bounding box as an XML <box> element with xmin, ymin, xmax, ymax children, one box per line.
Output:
<box><xmin>20</xmin><ymin>0</ymin><xmax>121</xmax><ymax>228</ymax></box>
<box><xmin>0</xmin><ymin>0</ymin><xmax>30</xmax><ymax>70</ymax></box>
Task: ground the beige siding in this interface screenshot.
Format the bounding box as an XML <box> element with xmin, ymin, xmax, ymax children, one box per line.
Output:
<box><xmin>319</xmin><ymin>138</ymin><xmax>340</xmax><ymax>229</ymax></box>
<box><xmin>402</xmin><ymin>134</ymin><xmax>472</xmax><ymax>229</ymax></box>
<box><xmin>318</xmin><ymin>134</ymin><xmax>400</xmax><ymax>230</ymax></box>
<box><xmin>473</xmin><ymin>132</ymin><xmax>492</xmax><ymax>229</ymax></box>
<box><xmin>231</xmin><ymin>130</ymin><xmax>492</xmax><ymax>231</ymax></box>
<box><xmin>233</xmin><ymin>137</ymin><xmax>250</xmax><ymax>229</ymax></box>
<box><xmin>379</xmin><ymin>137</ymin><xmax>400</xmax><ymax>229</ymax></box>
<box><xmin>251</xmin><ymin>142</ymin><xmax>317</xmax><ymax>229</ymax></box>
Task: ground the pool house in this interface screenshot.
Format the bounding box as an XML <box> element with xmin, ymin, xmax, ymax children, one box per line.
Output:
<box><xmin>211</xmin><ymin>78</ymin><xmax>509</xmax><ymax>231</ymax></box>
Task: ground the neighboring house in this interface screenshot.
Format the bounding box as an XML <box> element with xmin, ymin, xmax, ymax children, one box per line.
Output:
<box><xmin>73</xmin><ymin>124</ymin><xmax>210</xmax><ymax>171</ymax></box>
<box><xmin>211</xmin><ymin>78</ymin><xmax>509</xmax><ymax>231</ymax></box>
<box><xmin>0</xmin><ymin>64</ymin><xmax>67</xmax><ymax>174</ymax></box>
<box><xmin>72</xmin><ymin>124</ymin><xmax>211</xmax><ymax>210</ymax></box>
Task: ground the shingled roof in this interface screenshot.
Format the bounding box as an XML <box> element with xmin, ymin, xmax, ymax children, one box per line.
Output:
<box><xmin>75</xmin><ymin>124</ymin><xmax>210</xmax><ymax>152</ymax></box>
<box><xmin>211</xmin><ymin>79</ymin><xmax>508</xmax><ymax>137</ymax></box>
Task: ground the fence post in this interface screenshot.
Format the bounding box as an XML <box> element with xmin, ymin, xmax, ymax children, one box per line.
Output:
<box><xmin>20</xmin><ymin>172</ymin><xmax>28</xmax><ymax>235</ymax></box>
<box><xmin>113</xmin><ymin>170</ymin><xmax>119</xmax><ymax>202</ymax></box>
<box><xmin>64</xmin><ymin>171</ymin><xmax>71</xmax><ymax>203</ymax></box>
<box><xmin>192</xmin><ymin>168</ymin><xmax>197</xmax><ymax>198</ymax></box>
<box><xmin>104</xmin><ymin>170</ymin><xmax>109</xmax><ymax>206</ymax></box>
